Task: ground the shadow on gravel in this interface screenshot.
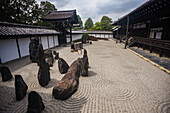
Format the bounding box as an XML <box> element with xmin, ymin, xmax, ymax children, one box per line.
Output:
<box><xmin>88</xmin><ymin>71</ymin><xmax>97</xmax><ymax>77</ymax></box>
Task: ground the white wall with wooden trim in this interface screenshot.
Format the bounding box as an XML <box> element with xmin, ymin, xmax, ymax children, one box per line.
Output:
<box><xmin>18</xmin><ymin>38</ymin><xmax>30</xmax><ymax>57</ymax></box>
<box><xmin>0</xmin><ymin>39</ymin><xmax>19</xmax><ymax>63</ymax></box>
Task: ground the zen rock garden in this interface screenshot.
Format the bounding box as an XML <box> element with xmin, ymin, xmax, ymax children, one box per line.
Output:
<box><xmin>0</xmin><ymin>41</ymin><xmax>89</xmax><ymax>112</ymax></box>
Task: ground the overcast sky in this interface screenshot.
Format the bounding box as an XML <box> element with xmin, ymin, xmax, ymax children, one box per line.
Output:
<box><xmin>36</xmin><ymin>0</ymin><xmax>147</xmax><ymax>24</ymax></box>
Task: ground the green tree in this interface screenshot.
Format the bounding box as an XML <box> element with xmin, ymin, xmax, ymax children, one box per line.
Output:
<box><xmin>100</xmin><ymin>16</ymin><xmax>112</xmax><ymax>31</ymax></box>
<box><xmin>39</xmin><ymin>1</ymin><xmax>57</xmax><ymax>18</ymax></box>
<box><xmin>85</xmin><ymin>18</ymin><xmax>93</xmax><ymax>30</ymax></box>
<box><xmin>77</xmin><ymin>15</ymin><xmax>83</xmax><ymax>28</ymax></box>
<box><xmin>89</xmin><ymin>22</ymin><xmax>101</xmax><ymax>31</ymax></box>
<box><xmin>35</xmin><ymin>1</ymin><xmax>57</xmax><ymax>27</ymax></box>
<box><xmin>0</xmin><ymin>0</ymin><xmax>39</xmax><ymax>24</ymax></box>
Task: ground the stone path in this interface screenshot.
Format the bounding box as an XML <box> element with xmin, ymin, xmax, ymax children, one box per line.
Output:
<box><xmin>0</xmin><ymin>39</ymin><xmax>170</xmax><ymax>113</ymax></box>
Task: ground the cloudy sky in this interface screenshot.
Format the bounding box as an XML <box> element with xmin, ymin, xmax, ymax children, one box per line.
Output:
<box><xmin>36</xmin><ymin>0</ymin><xmax>147</xmax><ymax>24</ymax></box>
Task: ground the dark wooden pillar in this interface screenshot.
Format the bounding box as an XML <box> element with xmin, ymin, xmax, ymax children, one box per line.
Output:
<box><xmin>16</xmin><ymin>38</ymin><xmax>21</xmax><ymax>58</ymax></box>
<box><xmin>70</xmin><ymin>27</ymin><xmax>72</xmax><ymax>42</ymax></box>
<box><xmin>47</xmin><ymin>36</ymin><xmax>49</xmax><ymax>48</ymax></box>
<box><xmin>53</xmin><ymin>35</ymin><xmax>55</xmax><ymax>47</ymax></box>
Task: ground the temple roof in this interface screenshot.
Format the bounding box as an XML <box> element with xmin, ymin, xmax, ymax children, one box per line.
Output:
<box><xmin>42</xmin><ymin>10</ymin><xmax>79</xmax><ymax>24</ymax></box>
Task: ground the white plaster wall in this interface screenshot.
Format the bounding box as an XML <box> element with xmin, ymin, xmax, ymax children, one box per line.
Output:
<box><xmin>105</xmin><ymin>34</ymin><xmax>109</xmax><ymax>38</ymax></box>
<box><xmin>41</xmin><ymin>36</ymin><xmax>48</xmax><ymax>50</ymax></box>
<box><xmin>91</xmin><ymin>34</ymin><xmax>96</xmax><ymax>37</ymax></box>
<box><xmin>96</xmin><ymin>34</ymin><xmax>101</xmax><ymax>38</ymax></box>
<box><xmin>101</xmin><ymin>34</ymin><xmax>105</xmax><ymax>38</ymax></box>
<box><xmin>18</xmin><ymin>38</ymin><xmax>30</xmax><ymax>57</ymax></box>
<box><xmin>110</xmin><ymin>34</ymin><xmax>113</xmax><ymax>38</ymax></box>
<box><xmin>67</xmin><ymin>38</ymin><xmax>70</xmax><ymax>43</ymax></box>
<box><xmin>72</xmin><ymin>34</ymin><xmax>82</xmax><ymax>41</ymax></box>
<box><xmin>48</xmin><ymin>36</ymin><xmax>54</xmax><ymax>48</ymax></box>
<box><xmin>0</xmin><ymin>39</ymin><xmax>19</xmax><ymax>63</ymax></box>
<box><xmin>54</xmin><ymin>35</ymin><xmax>59</xmax><ymax>46</ymax></box>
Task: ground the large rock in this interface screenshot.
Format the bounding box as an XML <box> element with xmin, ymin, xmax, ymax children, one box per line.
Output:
<box><xmin>53</xmin><ymin>58</ymin><xmax>82</xmax><ymax>100</ymax></box>
<box><xmin>38</xmin><ymin>63</ymin><xmax>50</xmax><ymax>87</ymax></box>
<box><xmin>0</xmin><ymin>66</ymin><xmax>13</xmax><ymax>82</ymax></box>
<box><xmin>15</xmin><ymin>75</ymin><xmax>28</xmax><ymax>101</ymax></box>
<box><xmin>74</xmin><ymin>43</ymin><xmax>83</xmax><ymax>51</ymax></box>
<box><xmin>37</xmin><ymin>44</ymin><xmax>45</xmax><ymax>66</ymax></box>
<box><xmin>29</xmin><ymin>37</ymin><xmax>39</xmax><ymax>62</ymax></box>
<box><xmin>53</xmin><ymin>51</ymin><xmax>59</xmax><ymax>60</ymax></box>
<box><xmin>27</xmin><ymin>91</ymin><xmax>45</xmax><ymax>113</ymax></box>
<box><xmin>44</xmin><ymin>49</ymin><xmax>54</xmax><ymax>67</ymax></box>
<box><xmin>37</xmin><ymin>44</ymin><xmax>50</xmax><ymax>87</ymax></box>
<box><xmin>82</xmin><ymin>49</ymin><xmax>89</xmax><ymax>76</ymax></box>
<box><xmin>58</xmin><ymin>58</ymin><xmax>69</xmax><ymax>74</ymax></box>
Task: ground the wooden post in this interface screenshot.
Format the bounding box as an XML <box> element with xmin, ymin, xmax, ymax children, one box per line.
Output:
<box><xmin>16</xmin><ymin>38</ymin><xmax>21</xmax><ymax>58</ymax></box>
<box><xmin>53</xmin><ymin>35</ymin><xmax>55</xmax><ymax>47</ymax></box>
<box><xmin>70</xmin><ymin>27</ymin><xmax>72</xmax><ymax>42</ymax></box>
<box><xmin>150</xmin><ymin>46</ymin><xmax>152</xmax><ymax>53</ymax></box>
<box><xmin>143</xmin><ymin>44</ymin><xmax>145</xmax><ymax>50</ymax></box>
<box><xmin>47</xmin><ymin>36</ymin><xmax>49</xmax><ymax>48</ymax></box>
<box><xmin>159</xmin><ymin>49</ymin><xmax>163</xmax><ymax>57</ymax></box>
<box><xmin>138</xmin><ymin>43</ymin><xmax>140</xmax><ymax>48</ymax></box>
<box><xmin>125</xmin><ymin>15</ymin><xmax>129</xmax><ymax>49</ymax></box>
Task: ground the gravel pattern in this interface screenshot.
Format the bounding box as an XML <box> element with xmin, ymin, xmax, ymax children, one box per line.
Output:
<box><xmin>0</xmin><ymin>39</ymin><xmax>170</xmax><ymax>113</ymax></box>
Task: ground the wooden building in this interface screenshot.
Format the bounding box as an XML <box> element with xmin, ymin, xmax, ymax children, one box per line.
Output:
<box><xmin>112</xmin><ymin>0</ymin><xmax>170</xmax><ymax>56</ymax></box>
<box><xmin>42</xmin><ymin>10</ymin><xmax>79</xmax><ymax>45</ymax></box>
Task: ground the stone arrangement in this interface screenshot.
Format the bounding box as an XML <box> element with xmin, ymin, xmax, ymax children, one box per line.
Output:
<box><xmin>15</xmin><ymin>75</ymin><xmax>28</xmax><ymax>101</ymax></box>
<box><xmin>58</xmin><ymin>58</ymin><xmax>69</xmax><ymax>74</ymax></box>
<box><xmin>82</xmin><ymin>49</ymin><xmax>89</xmax><ymax>76</ymax></box>
<box><xmin>53</xmin><ymin>50</ymin><xmax>59</xmax><ymax>60</ymax></box>
<box><xmin>37</xmin><ymin>44</ymin><xmax>50</xmax><ymax>87</ymax></box>
<box><xmin>29</xmin><ymin>37</ymin><xmax>39</xmax><ymax>63</ymax></box>
<box><xmin>0</xmin><ymin>66</ymin><xmax>13</xmax><ymax>82</ymax></box>
<box><xmin>53</xmin><ymin>58</ymin><xmax>82</xmax><ymax>100</ymax></box>
<box><xmin>27</xmin><ymin>91</ymin><xmax>45</xmax><ymax>113</ymax></box>
<box><xmin>44</xmin><ymin>49</ymin><xmax>54</xmax><ymax>67</ymax></box>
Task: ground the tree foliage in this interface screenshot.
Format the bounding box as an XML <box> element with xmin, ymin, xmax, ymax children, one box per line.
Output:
<box><xmin>77</xmin><ymin>15</ymin><xmax>83</xmax><ymax>28</ymax></box>
<box><xmin>0</xmin><ymin>0</ymin><xmax>39</xmax><ymax>24</ymax></box>
<box><xmin>85</xmin><ymin>18</ymin><xmax>93</xmax><ymax>30</ymax></box>
<box><xmin>100</xmin><ymin>16</ymin><xmax>112</xmax><ymax>31</ymax></box>
<box><xmin>0</xmin><ymin>0</ymin><xmax>56</xmax><ymax>27</ymax></box>
<box><xmin>88</xmin><ymin>16</ymin><xmax>113</xmax><ymax>31</ymax></box>
<box><xmin>39</xmin><ymin>1</ymin><xmax>57</xmax><ymax>18</ymax></box>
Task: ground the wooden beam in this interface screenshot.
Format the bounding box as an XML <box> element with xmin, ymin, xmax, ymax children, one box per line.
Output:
<box><xmin>47</xmin><ymin>36</ymin><xmax>49</xmax><ymax>48</ymax></box>
<box><xmin>16</xmin><ymin>38</ymin><xmax>21</xmax><ymax>58</ymax></box>
<box><xmin>70</xmin><ymin>27</ymin><xmax>72</xmax><ymax>42</ymax></box>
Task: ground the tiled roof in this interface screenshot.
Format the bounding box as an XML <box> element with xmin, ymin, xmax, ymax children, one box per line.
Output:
<box><xmin>42</xmin><ymin>10</ymin><xmax>79</xmax><ymax>24</ymax></box>
<box><xmin>0</xmin><ymin>22</ymin><xmax>60</xmax><ymax>38</ymax></box>
<box><xmin>43</xmin><ymin>11</ymin><xmax>74</xmax><ymax>20</ymax></box>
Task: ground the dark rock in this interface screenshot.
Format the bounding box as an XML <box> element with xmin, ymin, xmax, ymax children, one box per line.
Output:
<box><xmin>15</xmin><ymin>75</ymin><xmax>28</xmax><ymax>101</ymax></box>
<box><xmin>75</xmin><ymin>43</ymin><xmax>83</xmax><ymax>51</ymax></box>
<box><xmin>53</xmin><ymin>51</ymin><xmax>59</xmax><ymax>60</ymax></box>
<box><xmin>53</xmin><ymin>58</ymin><xmax>82</xmax><ymax>100</ymax></box>
<box><xmin>82</xmin><ymin>49</ymin><xmax>89</xmax><ymax>76</ymax></box>
<box><xmin>71</xmin><ymin>42</ymin><xmax>75</xmax><ymax>50</ymax></box>
<box><xmin>37</xmin><ymin>44</ymin><xmax>50</xmax><ymax>87</ymax></box>
<box><xmin>82</xmin><ymin>35</ymin><xmax>87</xmax><ymax>43</ymax></box>
<box><xmin>29</xmin><ymin>37</ymin><xmax>39</xmax><ymax>62</ymax></box>
<box><xmin>38</xmin><ymin>63</ymin><xmax>50</xmax><ymax>87</ymax></box>
<box><xmin>58</xmin><ymin>58</ymin><xmax>69</xmax><ymax>74</ymax></box>
<box><xmin>44</xmin><ymin>49</ymin><xmax>54</xmax><ymax>67</ymax></box>
<box><xmin>45</xmin><ymin>57</ymin><xmax>53</xmax><ymax>67</ymax></box>
<box><xmin>37</xmin><ymin>44</ymin><xmax>45</xmax><ymax>66</ymax></box>
<box><xmin>27</xmin><ymin>91</ymin><xmax>45</xmax><ymax>113</ymax></box>
<box><xmin>0</xmin><ymin>66</ymin><xmax>13</xmax><ymax>82</ymax></box>
<box><xmin>44</xmin><ymin>49</ymin><xmax>53</xmax><ymax>59</ymax></box>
